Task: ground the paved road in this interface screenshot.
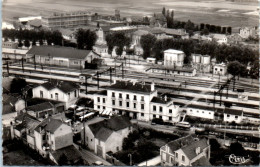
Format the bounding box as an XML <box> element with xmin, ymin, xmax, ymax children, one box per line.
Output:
<box><xmin>74</xmin><ymin>144</ymin><xmax>112</xmax><ymax>166</ymax></box>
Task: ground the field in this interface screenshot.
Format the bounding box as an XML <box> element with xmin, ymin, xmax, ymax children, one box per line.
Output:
<box><xmin>2</xmin><ymin>0</ymin><xmax>259</xmax><ymax>27</ymax></box>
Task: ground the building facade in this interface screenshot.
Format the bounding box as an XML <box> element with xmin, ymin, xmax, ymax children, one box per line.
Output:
<box><xmin>213</xmin><ymin>63</ymin><xmax>227</xmax><ymax>75</ymax></box>
<box><xmin>164</xmin><ymin>49</ymin><xmax>185</xmax><ymax>67</ymax></box>
<box><xmin>191</xmin><ymin>54</ymin><xmax>211</xmax><ymax>73</ymax></box>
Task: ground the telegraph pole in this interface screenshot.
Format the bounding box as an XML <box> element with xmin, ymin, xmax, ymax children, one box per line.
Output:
<box><xmin>6</xmin><ymin>61</ymin><xmax>9</xmax><ymax>76</ymax></box>
<box><xmin>85</xmin><ymin>76</ymin><xmax>88</xmax><ymax>94</ymax></box>
<box><xmin>34</xmin><ymin>55</ymin><xmax>36</xmax><ymax>70</ymax></box>
<box><xmin>21</xmin><ymin>57</ymin><xmax>24</xmax><ymax>73</ymax></box>
<box><xmin>97</xmin><ymin>71</ymin><xmax>99</xmax><ymax>89</ymax></box>
<box><xmin>109</xmin><ymin>67</ymin><xmax>112</xmax><ymax>83</ymax></box>
<box><xmin>122</xmin><ymin>62</ymin><xmax>124</xmax><ymax>79</ymax></box>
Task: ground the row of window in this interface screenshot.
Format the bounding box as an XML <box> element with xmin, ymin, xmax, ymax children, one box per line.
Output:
<box><xmin>112</xmin><ymin>100</ymin><xmax>145</xmax><ymax>110</ymax></box>
<box><xmin>189</xmin><ymin>109</ymin><xmax>212</xmax><ymax>115</ymax></box>
<box><xmin>153</xmin><ymin>114</ymin><xmax>172</xmax><ymax>120</ymax></box>
<box><xmin>39</xmin><ymin>90</ymin><xmax>77</xmax><ymax>100</ymax></box>
<box><xmin>153</xmin><ymin>105</ymin><xmax>173</xmax><ymax>113</ymax></box>
<box><xmin>111</xmin><ymin>92</ymin><xmax>144</xmax><ymax>101</ymax></box>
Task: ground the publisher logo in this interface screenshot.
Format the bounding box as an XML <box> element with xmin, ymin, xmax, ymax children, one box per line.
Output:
<box><xmin>225</xmin><ymin>154</ymin><xmax>250</xmax><ymax>165</ymax></box>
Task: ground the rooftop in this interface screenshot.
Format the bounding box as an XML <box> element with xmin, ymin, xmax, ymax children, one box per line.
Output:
<box><xmin>191</xmin><ymin>156</ymin><xmax>211</xmax><ymax>166</ymax></box>
<box><xmin>50</xmin><ymin>145</ymin><xmax>82</xmax><ymax>163</ymax></box>
<box><xmin>28</xmin><ymin>19</ymin><xmax>42</xmax><ymax>27</ymax></box>
<box><xmin>39</xmin><ymin>80</ymin><xmax>80</xmax><ymax>93</ymax></box>
<box><xmin>26</xmin><ymin>102</ymin><xmax>54</xmax><ymax>112</ymax></box>
<box><xmin>151</xmin><ymin>96</ymin><xmax>172</xmax><ymax>104</ymax></box>
<box><xmin>35</xmin><ymin>118</ymin><xmax>63</xmax><ymax>133</ymax></box>
<box><xmin>27</xmin><ymin>46</ymin><xmax>92</xmax><ymax>60</ymax></box>
<box><xmin>164</xmin><ymin>49</ymin><xmax>184</xmax><ymax>54</ymax></box>
<box><xmin>223</xmin><ymin>108</ymin><xmax>243</xmax><ymax>116</ymax></box>
<box><xmin>107</xmin><ymin>81</ymin><xmax>153</xmax><ymax>94</ymax></box>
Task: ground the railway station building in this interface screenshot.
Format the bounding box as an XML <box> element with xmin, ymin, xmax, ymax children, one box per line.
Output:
<box><xmin>93</xmin><ymin>80</ymin><xmax>181</xmax><ymax>123</ymax></box>
<box><xmin>26</xmin><ymin>46</ymin><xmax>100</xmax><ymax>69</ymax></box>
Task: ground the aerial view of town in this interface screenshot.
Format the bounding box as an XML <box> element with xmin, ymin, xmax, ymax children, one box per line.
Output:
<box><xmin>1</xmin><ymin>0</ymin><xmax>259</xmax><ymax>166</ymax></box>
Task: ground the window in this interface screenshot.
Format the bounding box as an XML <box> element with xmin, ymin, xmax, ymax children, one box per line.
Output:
<box><xmin>133</xmin><ymin>95</ymin><xmax>137</xmax><ymax>100</ymax></box>
<box><xmin>175</xmin><ymin>153</ymin><xmax>178</xmax><ymax>158</ymax></box>
<box><xmin>182</xmin><ymin>155</ymin><xmax>185</xmax><ymax>162</ymax></box>
<box><xmin>68</xmin><ymin>93</ymin><xmax>70</xmax><ymax>99</ymax></box>
<box><xmin>74</xmin><ymin>61</ymin><xmax>78</xmax><ymax>64</ymax></box>
<box><xmin>190</xmin><ymin>109</ymin><xmax>192</xmax><ymax>112</ymax></box>
<box><xmin>103</xmin><ymin>98</ymin><xmax>105</xmax><ymax>103</ymax></box>
<box><xmin>141</xmin><ymin>104</ymin><xmax>144</xmax><ymax>110</ymax></box>
<box><xmin>42</xmin><ymin>135</ymin><xmax>46</xmax><ymax>140</ymax></box>
<box><xmin>74</xmin><ymin>90</ymin><xmax>77</xmax><ymax>97</ymax></box>
<box><xmin>159</xmin><ymin>106</ymin><xmax>163</xmax><ymax>112</ymax></box>
<box><xmin>40</xmin><ymin>91</ymin><xmax>43</xmax><ymax>98</ymax></box>
<box><xmin>45</xmin><ymin>58</ymin><xmax>50</xmax><ymax>61</ymax></box>
<box><xmin>116</xmin><ymin>147</ymin><xmax>119</xmax><ymax>151</ymax></box>
<box><xmin>126</xmin><ymin>102</ymin><xmax>129</xmax><ymax>108</ymax></box>
<box><xmin>227</xmin><ymin>114</ymin><xmax>230</xmax><ymax>117</ymax></box>
<box><xmin>133</xmin><ymin>103</ymin><xmax>136</xmax><ymax>109</ymax></box>
<box><xmin>55</xmin><ymin>93</ymin><xmax>58</xmax><ymax>100</ymax></box>
<box><xmin>112</xmin><ymin>92</ymin><xmax>115</xmax><ymax>97</ymax></box>
<box><xmin>51</xmin><ymin>94</ymin><xmax>53</xmax><ymax>99</ymax></box>
<box><xmin>119</xmin><ymin>101</ymin><xmax>122</xmax><ymax>106</ymax></box>
<box><xmin>141</xmin><ymin>113</ymin><xmax>144</xmax><ymax>117</ymax></box>
<box><xmin>235</xmin><ymin>116</ymin><xmax>238</xmax><ymax>119</ymax></box>
<box><xmin>97</xmin><ymin>105</ymin><xmax>100</xmax><ymax>109</ymax></box>
<box><xmin>169</xmin><ymin>109</ymin><xmax>172</xmax><ymax>113</ymax></box>
<box><xmin>59</xmin><ymin>60</ymin><xmax>63</xmax><ymax>63</ymax></box>
<box><xmin>112</xmin><ymin>100</ymin><xmax>115</xmax><ymax>105</ymax></box>
<box><xmin>103</xmin><ymin>106</ymin><xmax>105</xmax><ymax>110</ymax></box>
<box><xmin>126</xmin><ymin>94</ymin><xmax>129</xmax><ymax>99</ymax></box>
<box><xmin>215</xmin><ymin>68</ymin><xmax>217</xmax><ymax>71</ymax></box>
<box><xmin>153</xmin><ymin>114</ymin><xmax>156</xmax><ymax>118</ymax></box>
<box><xmin>141</xmin><ymin>96</ymin><xmax>144</xmax><ymax>101</ymax></box>
<box><xmin>202</xmin><ymin>111</ymin><xmax>204</xmax><ymax>113</ymax></box>
<box><xmin>119</xmin><ymin>93</ymin><xmax>122</xmax><ymax>98</ymax></box>
<box><xmin>197</xmin><ymin>110</ymin><xmax>199</xmax><ymax>113</ymax></box>
<box><xmin>220</xmin><ymin>69</ymin><xmax>223</xmax><ymax>71</ymax></box>
<box><xmin>97</xmin><ymin>97</ymin><xmax>100</xmax><ymax>102</ymax></box>
<box><xmin>159</xmin><ymin>116</ymin><xmax>162</xmax><ymax>119</ymax></box>
<box><xmin>153</xmin><ymin>105</ymin><xmax>156</xmax><ymax>111</ymax></box>
<box><xmin>169</xmin><ymin>117</ymin><xmax>172</xmax><ymax>121</ymax></box>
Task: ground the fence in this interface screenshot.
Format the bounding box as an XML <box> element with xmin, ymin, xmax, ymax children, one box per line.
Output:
<box><xmin>195</xmin><ymin>123</ymin><xmax>259</xmax><ymax>131</ymax></box>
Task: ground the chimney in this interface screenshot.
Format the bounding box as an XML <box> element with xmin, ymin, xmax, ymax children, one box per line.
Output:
<box><xmin>151</xmin><ymin>82</ymin><xmax>155</xmax><ymax>91</ymax></box>
<box><xmin>195</xmin><ymin>147</ymin><xmax>201</xmax><ymax>155</ymax></box>
<box><xmin>113</xmin><ymin>79</ymin><xmax>117</xmax><ymax>84</ymax></box>
<box><xmin>164</xmin><ymin>95</ymin><xmax>167</xmax><ymax>102</ymax></box>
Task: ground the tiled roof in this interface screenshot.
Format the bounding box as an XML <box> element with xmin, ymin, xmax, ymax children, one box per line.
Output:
<box><xmin>2</xmin><ymin>104</ymin><xmax>15</xmax><ymax>115</ymax></box>
<box><xmin>27</xmin><ymin>46</ymin><xmax>92</xmax><ymax>60</ymax></box>
<box><xmin>28</xmin><ymin>19</ymin><xmax>42</xmax><ymax>27</ymax></box>
<box><xmin>26</xmin><ymin>102</ymin><xmax>54</xmax><ymax>112</ymax></box>
<box><xmin>95</xmin><ymin>127</ymin><xmax>113</xmax><ymax>142</ymax></box>
<box><xmin>149</xmin><ymin>66</ymin><xmax>194</xmax><ymax>73</ymax></box>
<box><xmin>191</xmin><ymin>156</ymin><xmax>211</xmax><ymax>166</ymax></box>
<box><xmin>107</xmin><ymin>81</ymin><xmax>152</xmax><ymax>94</ymax></box>
<box><xmin>88</xmin><ymin>116</ymin><xmax>131</xmax><ymax>136</ymax></box>
<box><xmin>181</xmin><ymin>138</ymin><xmax>209</xmax><ymax>160</ymax></box>
<box><xmin>167</xmin><ymin>135</ymin><xmax>195</xmax><ymax>154</ymax></box>
<box><xmin>223</xmin><ymin>108</ymin><xmax>243</xmax><ymax>116</ymax></box>
<box><xmin>3</xmin><ymin>94</ymin><xmax>20</xmax><ymax>105</ymax></box>
<box><xmin>151</xmin><ymin>96</ymin><xmax>172</xmax><ymax>104</ymax></box>
<box><xmin>40</xmin><ymin>80</ymin><xmax>79</xmax><ymax>93</ymax></box>
<box><xmin>50</xmin><ymin>145</ymin><xmax>82</xmax><ymax>163</ymax></box>
<box><xmin>14</xmin><ymin>113</ymin><xmax>40</xmax><ymax>133</ymax></box>
<box><xmin>133</xmin><ymin>30</ymin><xmax>150</xmax><ymax>36</ymax></box>
<box><xmin>35</xmin><ymin>118</ymin><xmax>63</xmax><ymax>133</ymax></box>
<box><xmin>95</xmin><ymin>90</ymin><xmax>107</xmax><ymax>96</ymax></box>
<box><xmin>164</xmin><ymin>28</ymin><xmax>187</xmax><ymax>36</ymax></box>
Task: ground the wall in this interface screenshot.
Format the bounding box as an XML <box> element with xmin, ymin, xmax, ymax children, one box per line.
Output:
<box><xmin>224</xmin><ymin>114</ymin><xmax>242</xmax><ymax>123</ymax></box>
<box><xmin>15</xmin><ymin>99</ymin><xmax>26</xmax><ymax>112</ymax></box>
<box><xmin>105</xmin><ymin>132</ymin><xmax>124</xmax><ymax>157</ymax></box>
<box><xmin>82</xmin><ymin>125</ymin><xmax>95</xmax><ymax>150</ymax></box>
<box><xmin>27</xmin><ymin>134</ymin><xmax>36</xmax><ymax>149</ymax></box>
<box><xmin>186</xmin><ymin>107</ymin><xmax>214</xmax><ymax>120</ymax></box>
<box><xmin>53</xmin><ymin>124</ymin><xmax>73</xmax><ymax>150</ymax></box>
<box><xmin>174</xmin><ymin>149</ymin><xmax>190</xmax><ymax>166</ymax></box>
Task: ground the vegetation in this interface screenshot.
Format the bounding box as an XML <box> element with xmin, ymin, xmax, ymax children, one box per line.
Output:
<box><xmin>75</xmin><ymin>28</ymin><xmax>97</xmax><ymax>50</ymax></box>
<box><xmin>10</xmin><ymin>78</ymin><xmax>27</xmax><ymax>95</ymax></box>
<box><xmin>227</xmin><ymin>61</ymin><xmax>247</xmax><ymax>79</ymax></box>
<box><xmin>140</xmin><ymin>34</ymin><xmax>157</xmax><ymax>59</ymax></box>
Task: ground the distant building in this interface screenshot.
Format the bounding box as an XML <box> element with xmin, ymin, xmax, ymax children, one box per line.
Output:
<box><xmin>146</xmin><ymin>66</ymin><xmax>196</xmax><ymax>77</ymax></box>
<box><xmin>211</xmin><ymin>34</ymin><xmax>228</xmax><ymax>44</ymax></box>
<box><xmin>146</xmin><ymin>57</ymin><xmax>156</xmax><ymax>64</ymax></box>
<box><xmin>227</xmin><ymin>34</ymin><xmax>244</xmax><ymax>44</ymax></box>
<box><xmin>25</xmin><ymin>19</ymin><xmax>42</xmax><ymax>30</ymax></box>
<box><xmin>191</xmin><ymin>54</ymin><xmax>211</xmax><ymax>73</ymax></box>
<box><xmin>163</xmin><ymin>28</ymin><xmax>189</xmax><ymax>39</ymax></box>
<box><xmin>150</xmin><ymin>13</ymin><xmax>167</xmax><ymax>28</ymax></box>
<box><xmin>93</xmin><ymin>81</ymin><xmax>181</xmax><ymax>122</ymax></box>
<box><xmin>32</xmin><ymin>80</ymin><xmax>80</xmax><ymax>109</ymax></box>
<box><xmin>19</xmin><ymin>16</ymin><xmax>42</xmax><ymax>24</ymax></box>
<box><xmin>223</xmin><ymin>108</ymin><xmax>243</xmax><ymax>124</ymax></box>
<box><xmin>3</xmin><ymin>94</ymin><xmax>26</xmax><ymax>114</ymax></box>
<box><xmin>27</xmin><ymin>46</ymin><xmax>100</xmax><ymax>69</ymax></box>
<box><xmin>81</xmin><ymin>116</ymin><xmax>132</xmax><ymax>159</ymax></box>
<box><xmin>239</xmin><ymin>27</ymin><xmax>257</xmax><ymax>39</ymax></box>
<box><xmin>160</xmin><ymin>135</ymin><xmax>211</xmax><ymax>166</ymax></box>
<box><xmin>42</xmin><ymin>11</ymin><xmax>97</xmax><ymax>30</ymax></box>
<box><xmin>164</xmin><ymin>49</ymin><xmax>185</xmax><ymax>67</ymax></box>
<box><xmin>2</xmin><ymin>41</ymin><xmax>18</xmax><ymax>49</ymax></box>
<box><xmin>213</xmin><ymin>63</ymin><xmax>227</xmax><ymax>75</ymax></box>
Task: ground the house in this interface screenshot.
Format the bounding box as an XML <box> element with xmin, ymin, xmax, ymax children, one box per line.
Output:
<box><xmin>223</xmin><ymin>108</ymin><xmax>243</xmax><ymax>124</ymax></box>
<box><xmin>185</xmin><ymin>104</ymin><xmax>215</xmax><ymax>120</ymax></box>
<box><xmin>34</xmin><ymin>118</ymin><xmax>73</xmax><ymax>157</ymax></box>
<box><xmin>211</xmin><ymin>34</ymin><xmax>228</xmax><ymax>44</ymax></box>
<box><xmin>164</xmin><ymin>28</ymin><xmax>189</xmax><ymax>39</ymax></box>
<box><xmin>59</xmin><ymin>28</ymin><xmax>75</xmax><ymax>41</ymax></box>
<box><xmin>164</xmin><ymin>49</ymin><xmax>185</xmax><ymax>67</ymax></box>
<box><xmin>146</xmin><ymin>66</ymin><xmax>196</xmax><ymax>77</ymax></box>
<box><xmin>239</xmin><ymin>27</ymin><xmax>257</xmax><ymax>39</ymax></box>
<box><xmin>2</xmin><ymin>41</ymin><xmax>18</xmax><ymax>49</ymax></box>
<box><xmin>93</xmin><ymin>81</ymin><xmax>181</xmax><ymax>122</ymax></box>
<box><xmin>227</xmin><ymin>34</ymin><xmax>243</xmax><ymax>44</ymax></box>
<box><xmin>93</xmin><ymin>27</ymin><xmax>108</xmax><ymax>56</ymax></box>
<box><xmin>150</xmin><ymin>13</ymin><xmax>167</xmax><ymax>27</ymax></box>
<box><xmin>26</xmin><ymin>19</ymin><xmax>42</xmax><ymax>30</ymax></box>
<box><xmin>11</xmin><ymin>113</ymin><xmax>41</xmax><ymax>149</ymax></box>
<box><xmin>146</xmin><ymin>57</ymin><xmax>156</xmax><ymax>64</ymax></box>
<box><xmin>81</xmin><ymin>116</ymin><xmax>132</xmax><ymax>159</ymax></box>
<box><xmin>191</xmin><ymin>54</ymin><xmax>211</xmax><ymax>73</ymax></box>
<box><xmin>26</xmin><ymin>46</ymin><xmax>100</xmax><ymax>69</ymax></box>
<box><xmin>32</xmin><ymin>80</ymin><xmax>80</xmax><ymax>109</ymax></box>
<box><xmin>160</xmin><ymin>135</ymin><xmax>211</xmax><ymax>166</ymax></box>
<box><xmin>3</xmin><ymin>94</ymin><xmax>26</xmax><ymax>114</ymax></box>
<box><xmin>213</xmin><ymin>63</ymin><xmax>227</xmax><ymax>75</ymax></box>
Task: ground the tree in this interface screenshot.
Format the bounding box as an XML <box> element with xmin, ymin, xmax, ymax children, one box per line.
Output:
<box><xmin>32</xmin><ymin>40</ymin><xmax>36</xmax><ymax>46</ymax></box>
<box><xmin>75</xmin><ymin>29</ymin><xmax>97</xmax><ymax>50</ymax></box>
<box><xmin>200</xmin><ymin>28</ymin><xmax>209</xmax><ymax>35</ymax></box>
<box><xmin>221</xmin><ymin>27</ymin><xmax>227</xmax><ymax>34</ymax></box>
<box><xmin>39</xmin><ymin>39</ymin><xmax>44</xmax><ymax>45</ymax></box>
<box><xmin>209</xmin><ymin>138</ymin><xmax>221</xmax><ymax>151</ymax></box>
<box><xmin>105</xmin><ymin>32</ymin><xmax>130</xmax><ymax>56</ymax></box>
<box><xmin>162</xmin><ymin>7</ymin><xmax>166</xmax><ymax>16</ymax></box>
<box><xmin>10</xmin><ymin>78</ymin><xmax>27</xmax><ymax>95</ymax></box>
<box><xmin>227</xmin><ymin>61</ymin><xmax>243</xmax><ymax>79</ymax></box>
<box><xmin>18</xmin><ymin>39</ymin><xmax>23</xmax><ymax>47</ymax></box>
<box><xmin>227</xmin><ymin>27</ymin><xmax>232</xmax><ymax>34</ymax></box>
<box><xmin>24</xmin><ymin>39</ymin><xmax>30</xmax><ymax>48</ymax></box>
<box><xmin>184</xmin><ymin>20</ymin><xmax>195</xmax><ymax>31</ymax></box>
<box><xmin>75</xmin><ymin>28</ymin><xmax>85</xmax><ymax>49</ymax></box>
<box><xmin>171</xmin><ymin>10</ymin><xmax>174</xmax><ymax>19</ymax></box>
<box><xmin>52</xmin><ymin>30</ymin><xmax>63</xmax><ymax>46</ymax></box>
<box><xmin>230</xmin><ymin>142</ymin><xmax>245</xmax><ymax>156</ymax></box>
<box><xmin>140</xmin><ymin>34</ymin><xmax>156</xmax><ymax>59</ymax></box>
<box><xmin>200</xmin><ymin>23</ymin><xmax>205</xmax><ymax>30</ymax></box>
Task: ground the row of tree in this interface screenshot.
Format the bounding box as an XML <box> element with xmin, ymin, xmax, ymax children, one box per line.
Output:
<box><xmin>200</xmin><ymin>23</ymin><xmax>232</xmax><ymax>34</ymax></box>
<box><xmin>74</xmin><ymin>29</ymin><xmax>97</xmax><ymax>50</ymax></box>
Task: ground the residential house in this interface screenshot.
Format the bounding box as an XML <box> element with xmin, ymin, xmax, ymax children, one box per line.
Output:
<box><xmin>150</xmin><ymin>13</ymin><xmax>167</xmax><ymax>27</ymax></box>
<box><xmin>93</xmin><ymin>81</ymin><xmax>181</xmax><ymax>122</ymax></box>
<box><xmin>223</xmin><ymin>108</ymin><xmax>243</xmax><ymax>124</ymax></box>
<box><xmin>164</xmin><ymin>28</ymin><xmax>189</xmax><ymax>39</ymax></box>
<box><xmin>3</xmin><ymin>94</ymin><xmax>26</xmax><ymax>113</ymax></box>
<box><xmin>146</xmin><ymin>57</ymin><xmax>156</xmax><ymax>64</ymax></box>
<box><xmin>191</xmin><ymin>54</ymin><xmax>211</xmax><ymax>73</ymax></box>
<box><xmin>34</xmin><ymin>118</ymin><xmax>73</xmax><ymax>157</ymax></box>
<box><xmin>25</xmin><ymin>19</ymin><xmax>42</xmax><ymax>30</ymax></box>
<box><xmin>26</xmin><ymin>46</ymin><xmax>100</xmax><ymax>69</ymax></box>
<box><xmin>213</xmin><ymin>63</ymin><xmax>227</xmax><ymax>75</ymax></box>
<box><xmin>32</xmin><ymin>80</ymin><xmax>80</xmax><ymax>109</ymax></box>
<box><xmin>2</xmin><ymin>41</ymin><xmax>18</xmax><ymax>49</ymax></box>
<box><xmin>160</xmin><ymin>135</ymin><xmax>211</xmax><ymax>166</ymax></box>
<box><xmin>227</xmin><ymin>34</ymin><xmax>243</xmax><ymax>44</ymax></box>
<box><xmin>185</xmin><ymin>104</ymin><xmax>215</xmax><ymax>120</ymax></box>
<box><xmin>164</xmin><ymin>49</ymin><xmax>185</xmax><ymax>67</ymax></box>
<box><xmin>239</xmin><ymin>27</ymin><xmax>257</xmax><ymax>39</ymax></box>
<box><xmin>59</xmin><ymin>28</ymin><xmax>75</xmax><ymax>41</ymax></box>
<box><xmin>211</xmin><ymin>34</ymin><xmax>228</xmax><ymax>44</ymax></box>
<box><xmin>81</xmin><ymin>116</ymin><xmax>132</xmax><ymax>159</ymax></box>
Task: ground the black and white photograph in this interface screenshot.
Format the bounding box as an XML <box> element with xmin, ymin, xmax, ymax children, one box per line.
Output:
<box><xmin>1</xmin><ymin>0</ymin><xmax>259</xmax><ymax>166</ymax></box>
